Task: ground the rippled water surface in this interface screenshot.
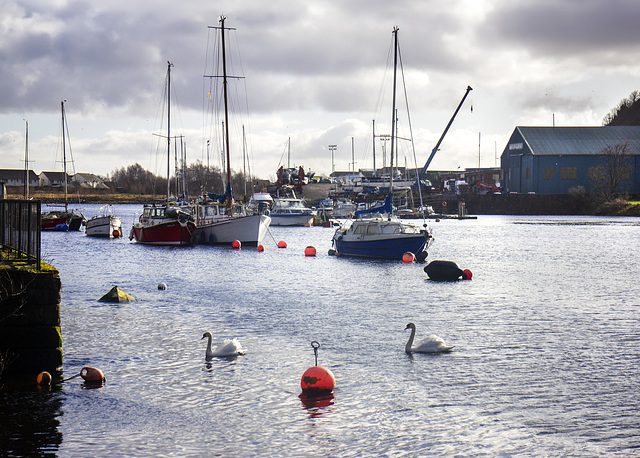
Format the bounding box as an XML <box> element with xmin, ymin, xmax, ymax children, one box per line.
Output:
<box><xmin>2</xmin><ymin>205</ymin><xmax>640</xmax><ymax>456</ymax></box>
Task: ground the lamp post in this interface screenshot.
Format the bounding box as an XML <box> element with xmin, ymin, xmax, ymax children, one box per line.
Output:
<box><xmin>329</xmin><ymin>144</ymin><xmax>337</xmax><ymax>175</ymax></box>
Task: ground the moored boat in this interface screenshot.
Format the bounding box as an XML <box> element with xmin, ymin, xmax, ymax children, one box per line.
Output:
<box><xmin>331</xmin><ymin>26</ymin><xmax>431</xmax><ymax>260</ymax></box>
<box><xmin>86</xmin><ymin>204</ymin><xmax>123</xmax><ymax>238</ymax></box>
<box><xmin>270</xmin><ymin>194</ymin><xmax>315</xmax><ymax>226</ymax></box>
<box><xmin>192</xmin><ymin>17</ymin><xmax>271</xmax><ymax>246</ymax></box>
<box><xmin>130</xmin><ymin>62</ymin><xmax>196</xmax><ymax>246</ymax></box>
<box><xmin>131</xmin><ymin>203</ymin><xmax>195</xmax><ymax>245</ymax></box>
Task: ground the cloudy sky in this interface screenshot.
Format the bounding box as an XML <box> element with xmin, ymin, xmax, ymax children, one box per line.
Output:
<box><xmin>1</xmin><ymin>0</ymin><xmax>639</xmax><ymax>183</ymax></box>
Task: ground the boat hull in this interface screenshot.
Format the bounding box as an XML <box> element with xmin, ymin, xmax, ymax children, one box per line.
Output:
<box><xmin>333</xmin><ymin>235</ymin><xmax>428</xmax><ymax>260</ymax></box>
<box><xmin>42</xmin><ymin>212</ymin><xmax>84</xmax><ymax>231</ymax></box>
<box><xmin>131</xmin><ymin>220</ymin><xmax>196</xmax><ymax>246</ymax></box>
<box><xmin>86</xmin><ymin>215</ymin><xmax>123</xmax><ymax>238</ymax></box>
<box><xmin>269</xmin><ymin>214</ymin><xmax>314</xmax><ymax>226</ymax></box>
<box><xmin>193</xmin><ymin>214</ymin><xmax>271</xmax><ymax>246</ymax></box>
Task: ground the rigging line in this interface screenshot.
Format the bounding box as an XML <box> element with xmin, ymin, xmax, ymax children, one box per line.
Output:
<box><xmin>397</xmin><ymin>41</ymin><xmax>425</xmax><ymax>217</ymax></box>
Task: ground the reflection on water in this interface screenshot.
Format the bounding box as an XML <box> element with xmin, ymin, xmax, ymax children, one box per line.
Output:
<box><xmin>1</xmin><ymin>206</ymin><xmax>639</xmax><ymax>455</ymax></box>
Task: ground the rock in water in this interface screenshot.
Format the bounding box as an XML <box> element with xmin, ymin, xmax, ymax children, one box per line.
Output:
<box><xmin>99</xmin><ymin>286</ymin><xmax>135</xmax><ymax>303</ymax></box>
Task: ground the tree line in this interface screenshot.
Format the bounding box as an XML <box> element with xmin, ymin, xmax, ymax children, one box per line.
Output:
<box><xmin>107</xmin><ymin>161</ymin><xmax>255</xmax><ymax>200</ymax></box>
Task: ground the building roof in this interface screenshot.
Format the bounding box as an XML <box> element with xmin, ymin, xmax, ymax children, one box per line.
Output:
<box><xmin>516</xmin><ymin>126</ymin><xmax>640</xmax><ymax>156</ymax></box>
<box><xmin>0</xmin><ymin>169</ymin><xmax>39</xmax><ymax>180</ymax></box>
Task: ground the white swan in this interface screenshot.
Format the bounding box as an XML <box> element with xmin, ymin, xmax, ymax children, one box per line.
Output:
<box><xmin>404</xmin><ymin>322</ymin><xmax>454</xmax><ymax>353</ymax></box>
<box><xmin>201</xmin><ymin>331</ymin><xmax>246</xmax><ymax>358</ymax></box>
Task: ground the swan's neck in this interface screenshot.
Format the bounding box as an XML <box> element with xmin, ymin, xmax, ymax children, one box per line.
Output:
<box><xmin>205</xmin><ymin>334</ymin><xmax>213</xmax><ymax>354</ymax></box>
<box><xmin>405</xmin><ymin>326</ymin><xmax>416</xmax><ymax>353</ymax></box>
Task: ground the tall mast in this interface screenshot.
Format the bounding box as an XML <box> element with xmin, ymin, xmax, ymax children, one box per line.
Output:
<box><xmin>389</xmin><ymin>26</ymin><xmax>399</xmax><ymax>212</ymax></box>
<box><xmin>220</xmin><ymin>15</ymin><xmax>232</xmax><ymax>208</ymax></box>
<box><xmin>372</xmin><ymin>119</ymin><xmax>376</xmax><ymax>176</ymax></box>
<box><xmin>24</xmin><ymin>120</ymin><xmax>29</xmax><ymax>199</ymax></box>
<box><xmin>61</xmin><ymin>100</ymin><xmax>68</xmax><ymax>211</ymax></box>
<box><xmin>166</xmin><ymin>61</ymin><xmax>173</xmax><ymax>202</ymax></box>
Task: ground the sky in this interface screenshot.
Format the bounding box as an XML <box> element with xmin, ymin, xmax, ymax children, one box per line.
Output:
<box><xmin>1</xmin><ymin>0</ymin><xmax>640</xmax><ymax>184</ymax></box>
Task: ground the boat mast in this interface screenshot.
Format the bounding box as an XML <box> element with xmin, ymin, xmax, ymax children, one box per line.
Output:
<box><xmin>24</xmin><ymin>120</ymin><xmax>29</xmax><ymax>199</ymax></box>
<box><xmin>166</xmin><ymin>61</ymin><xmax>173</xmax><ymax>202</ymax></box>
<box><xmin>61</xmin><ymin>100</ymin><xmax>68</xmax><ymax>212</ymax></box>
<box><xmin>220</xmin><ymin>15</ymin><xmax>232</xmax><ymax>209</ymax></box>
<box><xmin>389</xmin><ymin>26</ymin><xmax>399</xmax><ymax>213</ymax></box>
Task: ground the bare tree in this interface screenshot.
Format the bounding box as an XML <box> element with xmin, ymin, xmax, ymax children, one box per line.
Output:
<box><xmin>590</xmin><ymin>142</ymin><xmax>633</xmax><ymax>200</ymax></box>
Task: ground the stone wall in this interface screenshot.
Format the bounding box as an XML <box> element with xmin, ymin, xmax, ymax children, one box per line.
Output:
<box><xmin>0</xmin><ymin>267</ymin><xmax>62</xmax><ymax>375</ymax></box>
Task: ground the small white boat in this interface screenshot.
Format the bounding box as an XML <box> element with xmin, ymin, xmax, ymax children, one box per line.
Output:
<box><xmin>270</xmin><ymin>194</ymin><xmax>315</xmax><ymax>226</ymax></box>
<box><xmin>86</xmin><ymin>204</ymin><xmax>123</xmax><ymax>238</ymax></box>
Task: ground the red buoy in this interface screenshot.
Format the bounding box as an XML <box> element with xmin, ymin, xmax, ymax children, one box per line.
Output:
<box><xmin>257</xmin><ymin>244</ymin><xmax>265</xmax><ymax>252</ymax></box>
<box><xmin>277</xmin><ymin>240</ymin><xmax>287</xmax><ymax>248</ymax></box>
<box><xmin>81</xmin><ymin>366</ymin><xmax>105</xmax><ymax>383</ymax></box>
<box><xmin>463</xmin><ymin>269</ymin><xmax>473</xmax><ymax>280</ymax></box>
<box><xmin>231</xmin><ymin>240</ymin><xmax>241</xmax><ymax>249</ymax></box>
<box><xmin>37</xmin><ymin>371</ymin><xmax>52</xmax><ymax>386</ymax></box>
<box><xmin>402</xmin><ymin>252</ymin><xmax>415</xmax><ymax>263</ymax></box>
<box><xmin>301</xmin><ymin>366</ymin><xmax>335</xmax><ymax>394</ymax></box>
<box><xmin>304</xmin><ymin>246</ymin><xmax>316</xmax><ymax>257</ymax></box>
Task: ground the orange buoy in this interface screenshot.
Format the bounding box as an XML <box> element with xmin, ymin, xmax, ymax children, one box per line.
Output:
<box><xmin>36</xmin><ymin>371</ymin><xmax>52</xmax><ymax>386</ymax></box>
<box><xmin>463</xmin><ymin>269</ymin><xmax>473</xmax><ymax>280</ymax></box>
<box><xmin>231</xmin><ymin>240</ymin><xmax>241</xmax><ymax>249</ymax></box>
<box><xmin>301</xmin><ymin>366</ymin><xmax>335</xmax><ymax>394</ymax></box>
<box><xmin>277</xmin><ymin>240</ymin><xmax>287</xmax><ymax>248</ymax></box>
<box><xmin>257</xmin><ymin>244</ymin><xmax>265</xmax><ymax>252</ymax></box>
<box><xmin>402</xmin><ymin>252</ymin><xmax>415</xmax><ymax>263</ymax></box>
<box><xmin>81</xmin><ymin>366</ymin><xmax>105</xmax><ymax>383</ymax></box>
<box><xmin>304</xmin><ymin>246</ymin><xmax>316</xmax><ymax>257</ymax></box>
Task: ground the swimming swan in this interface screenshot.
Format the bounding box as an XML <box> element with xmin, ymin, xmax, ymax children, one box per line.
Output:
<box><xmin>201</xmin><ymin>331</ymin><xmax>246</xmax><ymax>357</ymax></box>
<box><xmin>404</xmin><ymin>322</ymin><xmax>454</xmax><ymax>354</ymax></box>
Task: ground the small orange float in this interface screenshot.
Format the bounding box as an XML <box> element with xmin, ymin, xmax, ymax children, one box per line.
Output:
<box><xmin>81</xmin><ymin>366</ymin><xmax>105</xmax><ymax>383</ymax></box>
<box><xmin>231</xmin><ymin>240</ymin><xmax>241</xmax><ymax>249</ymax></box>
<box><xmin>402</xmin><ymin>252</ymin><xmax>415</xmax><ymax>263</ymax></box>
<box><xmin>257</xmin><ymin>244</ymin><xmax>265</xmax><ymax>252</ymax></box>
<box><xmin>277</xmin><ymin>240</ymin><xmax>287</xmax><ymax>248</ymax></box>
<box><xmin>304</xmin><ymin>246</ymin><xmax>316</xmax><ymax>257</ymax></box>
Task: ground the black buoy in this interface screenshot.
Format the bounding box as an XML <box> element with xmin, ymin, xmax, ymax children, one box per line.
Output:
<box><xmin>424</xmin><ymin>260</ymin><xmax>472</xmax><ymax>281</ymax></box>
<box><xmin>415</xmin><ymin>251</ymin><xmax>429</xmax><ymax>263</ymax></box>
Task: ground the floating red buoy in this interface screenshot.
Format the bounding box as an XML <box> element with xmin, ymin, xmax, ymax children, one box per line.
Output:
<box><xmin>304</xmin><ymin>246</ymin><xmax>316</xmax><ymax>257</ymax></box>
<box><xmin>463</xmin><ymin>269</ymin><xmax>473</xmax><ymax>280</ymax></box>
<box><xmin>402</xmin><ymin>252</ymin><xmax>415</xmax><ymax>263</ymax></box>
<box><xmin>301</xmin><ymin>366</ymin><xmax>336</xmax><ymax>394</ymax></box>
<box><xmin>231</xmin><ymin>240</ymin><xmax>241</xmax><ymax>249</ymax></box>
<box><xmin>277</xmin><ymin>240</ymin><xmax>287</xmax><ymax>248</ymax></box>
<box><xmin>257</xmin><ymin>244</ymin><xmax>265</xmax><ymax>252</ymax></box>
<box><xmin>81</xmin><ymin>366</ymin><xmax>105</xmax><ymax>383</ymax></box>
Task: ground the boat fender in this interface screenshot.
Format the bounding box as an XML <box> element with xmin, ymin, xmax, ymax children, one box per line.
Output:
<box><xmin>424</xmin><ymin>260</ymin><xmax>471</xmax><ymax>281</ymax></box>
<box><xmin>415</xmin><ymin>251</ymin><xmax>428</xmax><ymax>263</ymax></box>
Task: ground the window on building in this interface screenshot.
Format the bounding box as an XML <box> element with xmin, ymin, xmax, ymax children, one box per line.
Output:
<box><xmin>560</xmin><ymin>167</ymin><xmax>577</xmax><ymax>180</ymax></box>
<box><xmin>588</xmin><ymin>166</ymin><xmax>604</xmax><ymax>180</ymax></box>
<box><xmin>526</xmin><ymin>168</ymin><xmax>530</xmax><ymax>180</ymax></box>
<box><xmin>543</xmin><ymin>167</ymin><xmax>555</xmax><ymax>180</ymax></box>
<box><xmin>621</xmin><ymin>167</ymin><xmax>633</xmax><ymax>180</ymax></box>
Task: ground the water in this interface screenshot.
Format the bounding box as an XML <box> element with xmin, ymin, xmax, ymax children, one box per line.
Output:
<box><xmin>2</xmin><ymin>204</ymin><xmax>640</xmax><ymax>456</ymax></box>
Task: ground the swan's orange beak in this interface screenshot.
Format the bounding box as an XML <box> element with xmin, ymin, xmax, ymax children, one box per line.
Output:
<box><xmin>404</xmin><ymin>324</ymin><xmax>410</xmax><ymax>330</ymax></box>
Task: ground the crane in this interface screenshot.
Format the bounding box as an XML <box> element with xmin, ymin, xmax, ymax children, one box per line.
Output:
<box><xmin>416</xmin><ymin>85</ymin><xmax>473</xmax><ymax>184</ymax></box>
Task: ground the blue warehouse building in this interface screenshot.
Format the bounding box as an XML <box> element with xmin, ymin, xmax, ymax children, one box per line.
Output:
<box><xmin>501</xmin><ymin>126</ymin><xmax>640</xmax><ymax>194</ymax></box>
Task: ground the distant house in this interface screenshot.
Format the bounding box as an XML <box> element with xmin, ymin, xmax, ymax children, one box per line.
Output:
<box><xmin>501</xmin><ymin>126</ymin><xmax>640</xmax><ymax>194</ymax></box>
<box><xmin>0</xmin><ymin>169</ymin><xmax>39</xmax><ymax>188</ymax></box>
<box><xmin>73</xmin><ymin>173</ymin><xmax>109</xmax><ymax>189</ymax></box>
<box><xmin>39</xmin><ymin>171</ymin><xmax>70</xmax><ymax>187</ymax></box>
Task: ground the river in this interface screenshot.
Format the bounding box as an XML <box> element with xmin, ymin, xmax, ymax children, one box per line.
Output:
<box><xmin>1</xmin><ymin>204</ymin><xmax>639</xmax><ymax>456</ymax></box>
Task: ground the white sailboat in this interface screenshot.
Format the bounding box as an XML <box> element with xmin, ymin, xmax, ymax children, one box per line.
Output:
<box><xmin>192</xmin><ymin>16</ymin><xmax>271</xmax><ymax>246</ymax></box>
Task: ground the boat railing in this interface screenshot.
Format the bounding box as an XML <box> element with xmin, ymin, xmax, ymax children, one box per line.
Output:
<box><xmin>0</xmin><ymin>199</ymin><xmax>41</xmax><ymax>271</ymax></box>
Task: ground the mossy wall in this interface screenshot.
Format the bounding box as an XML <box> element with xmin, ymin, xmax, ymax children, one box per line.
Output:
<box><xmin>0</xmin><ymin>267</ymin><xmax>62</xmax><ymax>374</ymax></box>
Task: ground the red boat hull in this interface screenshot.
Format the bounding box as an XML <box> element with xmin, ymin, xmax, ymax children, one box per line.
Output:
<box><xmin>131</xmin><ymin>220</ymin><xmax>195</xmax><ymax>246</ymax></box>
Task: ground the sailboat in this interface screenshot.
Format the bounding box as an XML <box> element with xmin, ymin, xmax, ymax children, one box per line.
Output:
<box><xmin>130</xmin><ymin>62</ymin><xmax>196</xmax><ymax>245</ymax></box>
<box><xmin>41</xmin><ymin>101</ymin><xmax>85</xmax><ymax>231</ymax></box>
<box><xmin>192</xmin><ymin>16</ymin><xmax>271</xmax><ymax>246</ymax></box>
<box><xmin>331</xmin><ymin>27</ymin><xmax>432</xmax><ymax>260</ymax></box>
